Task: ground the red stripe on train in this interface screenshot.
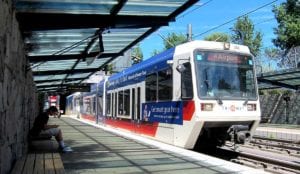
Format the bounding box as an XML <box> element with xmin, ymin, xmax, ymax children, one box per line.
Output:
<box><xmin>183</xmin><ymin>101</ymin><xmax>195</xmax><ymax>121</ymax></box>
<box><xmin>104</xmin><ymin>118</ymin><xmax>159</xmax><ymax>137</ymax></box>
<box><xmin>81</xmin><ymin>114</ymin><xmax>96</xmax><ymax>122</ymax></box>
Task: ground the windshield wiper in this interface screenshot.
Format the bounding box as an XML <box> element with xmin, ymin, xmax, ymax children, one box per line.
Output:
<box><xmin>216</xmin><ymin>95</ymin><xmax>223</xmax><ymax>105</ymax></box>
<box><xmin>204</xmin><ymin>68</ymin><xmax>210</xmax><ymax>90</ymax></box>
<box><xmin>243</xmin><ymin>98</ymin><xmax>248</xmax><ymax>105</ymax></box>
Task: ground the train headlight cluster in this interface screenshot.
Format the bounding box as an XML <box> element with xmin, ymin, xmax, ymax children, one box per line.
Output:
<box><xmin>247</xmin><ymin>104</ymin><xmax>256</xmax><ymax>111</ymax></box>
<box><xmin>201</xmin><ymin>103</ymin><xmax>213</xmax><ymax>111</ymax></box>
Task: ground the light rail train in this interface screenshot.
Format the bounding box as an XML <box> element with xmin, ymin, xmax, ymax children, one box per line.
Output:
<box><xmin>66</xmin><ymin>40</ymin><xmax>261</xmax><ymax>149</ymax></box>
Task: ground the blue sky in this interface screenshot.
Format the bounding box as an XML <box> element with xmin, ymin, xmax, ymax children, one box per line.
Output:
<box><xmin>139</xmin><ymin>0</ymin><xmax>285</xmax><ymax>59</ymax></box>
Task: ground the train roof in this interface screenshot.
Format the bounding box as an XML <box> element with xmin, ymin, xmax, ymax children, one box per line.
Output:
<box><xmin>175</xmin><ymin>40</ymin><xmax>251</xmax><ymax>55</ymax></box>
<box><xmin>108</xmin><ymin>47</ymin><xmax>175</xmax><ymax>82</ymax></box>
<box><xmin>103</xmin><ymin>40</ymin><xmax>251</xmax><ymax>89</ymax></box>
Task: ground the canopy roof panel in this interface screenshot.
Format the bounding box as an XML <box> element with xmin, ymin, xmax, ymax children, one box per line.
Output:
<box><xmin>15</xmin><ymin>0</ymin><xmax>199</xmax><ymax>93</ymax></box>
<box><xmin>257</xmin><ymin>68</ymin><xmax>300</xmax><ymax>90</ymax></box>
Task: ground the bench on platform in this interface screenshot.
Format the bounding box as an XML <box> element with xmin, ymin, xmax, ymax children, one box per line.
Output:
<box><xmin>29</xmin><ymin>134</ymin><xmax>52</xmax><ymax>141</ymax></box>
<box><xmin>11</xmin><ymin>136</ymin><xmax>65</xmax><ymax>174</ymax></box>
<box><xmin>11</xmin><ymin>152</ymin><xmax>65</xmax><ymax>174</ymax></box>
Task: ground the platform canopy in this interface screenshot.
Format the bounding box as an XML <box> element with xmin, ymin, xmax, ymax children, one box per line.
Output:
<box><xmin>15</xmin><ymin>0</ymin><xmax>198</xmax><ymax>93</ymax></box>
<box><xmin>257</xmin><ymin>68</ymin><xmax>300</xmax><ymax>90</ymax></box>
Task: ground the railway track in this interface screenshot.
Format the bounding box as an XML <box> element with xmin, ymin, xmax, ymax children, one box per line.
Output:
<box><xmin>250</xmin><ymin>136</ymin><xmax>300</xmax><ymax>157</ymax></box>
<box><xmin>198</xmin><ymin>138</ymin><xmax>300</xmax><ymax>174</ymax></box>
<box><xmin>216</xmin><ymin>147</ymin><xmax>300</xmax><ymax>174</ymax></box>
<box><xmin>252</xmin><ymin>135</ymin><xmax>300</xmax><ymax>144</ymax></box>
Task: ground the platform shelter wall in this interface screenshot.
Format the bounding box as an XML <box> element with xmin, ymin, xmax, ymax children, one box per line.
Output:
<box><xmin>0</xmin><ymin>1</ymin><xmax>39</xmax><ymax>173</ymax></box>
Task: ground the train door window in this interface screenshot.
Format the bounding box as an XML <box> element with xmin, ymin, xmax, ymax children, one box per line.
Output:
<box><xmin>146</xmin><ymin>73</ymin><xmax>157</xmax><ymax>101</ymax></box>
<box><xmin>118</xmin><ymin>90</ymin><xmax>124</xmax><ymax>115</ymax></box>
<box><xmin>106</xmin><ymin>93</ymin><xmax>111</xmax><ymax>116</ymax></box>
<box><xmin>181</xmin><ymin>62</ymin><xmax>193</xmax><ymax>99</ymax></box>
<box><xmin>98</xmin><ymin>95</ymin><xmax>103</xmax><ymax>117</ymax></box>
<box><xmin>114</xmin><ymin>92</ymin><xmax>118</xmax><ymax>117</ymax></box>
<box><xmin>132</xmin><ymin>88</ymin><xmax>135</xmax><ymax>120</ymax></box>
<box><xmin>92</xmin><ymin>96</ymin><xmax>96</xmax><ymax>115</ymax></box>
<box><xmin>83</xmin><ymin>97</ymin><xmax>91</xmax><ymax>114</ymax></box>
<box><xmin>75</xmin><ymin>98</ymin><xmax>80</xmax><ymax>113</ymax></box>
<box><xmin>124</xmin><ymin>89</ymin><xmax>130</xmax><ymax>116</ymax></box>
<box><xmin>137</xmin><ymin>87</ymin><xmax>141</xmax><ymax>120</ymax></box>
<box><xmin>112</xmin><ymin>93</ymin><xmax>115</xmax><ymax>117</ymax></box>
<box><xmin>158</xmin><ymin>68</ymin><xmax>173</xmax><ymax>101</ymax></box>
<box><xmin>79</xmin><ymin>97</ymin><xmax>83</xmax><ymax>113</ymax></box>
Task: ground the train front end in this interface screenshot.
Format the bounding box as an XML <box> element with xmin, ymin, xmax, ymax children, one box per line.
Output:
<box><xmin>173</xmin><ymin>41</ymin><xmax>261</xmax><ymax>149</ymax></box>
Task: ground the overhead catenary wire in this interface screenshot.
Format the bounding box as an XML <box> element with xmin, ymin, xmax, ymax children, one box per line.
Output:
<box><xmin>254</xmin><ymin>18</ymin><xmax>275</xmax><ymax>26</ymax></box>
<box><xmin>177</xmin><ymin>0</ymin><xmax>214</xmax><ymax>19</ymax></box>
<box><xmin>193</xmin><ymin>0</ymin><xmax>279</xmax><ymax>39</ymax></box>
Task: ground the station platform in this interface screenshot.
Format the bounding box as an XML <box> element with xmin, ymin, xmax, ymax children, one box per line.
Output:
<box><xmin>255</xmin><ymin>125</ymin><xmax>300</xmax><ymax>142</ymax></box>
<box><xmin>47</xmin><ymin>116</ymin><xmax>267</xmax><ymax>174</ymax></box>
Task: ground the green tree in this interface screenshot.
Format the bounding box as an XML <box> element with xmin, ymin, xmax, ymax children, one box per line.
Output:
<box><xmin>264</xmin><ymin>46</ymin><xmax>300</xmax><ymax>68</ymax></box>
<box><xmin>272</xmin><ymin>0</ymin><xmax>300</xmax><ymax>52</ymax></box>
<box><xmin>131</xmin><ymin>44</ymin><xmax>143</xmax><ymax>64</ymax></box>
<box><xmin>151</xmin><ymin>32</ymin><xmax>187</xmax><ymax>56</ymax></box>
<box><xmin>231</xmin><ymin>16</ymin><xmax>263</xmax><ymax>56</ymax></box>
<box><xmin>163</xmin><ymin>32</ymin><xmax>187</xmax><ymax>50</ymax></box>
<box><xmin>103</xmin><ymin>64</ymin><xmax>115</xmax><ymax>75</ymax></box>
<box><xmin>151</xmin><ymin>49</ymin><xmax>160</xmax><ymax>57</ymax></box>
<box><xmin>204</xmin><ymin>32</ymin><xmax>230</xmax><ymax>42</ymax></box>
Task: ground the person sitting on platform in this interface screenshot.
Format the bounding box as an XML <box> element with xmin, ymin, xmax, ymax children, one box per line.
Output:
<box><xmin>30</xmin><ymin>106</ymin><xmax>73</xmax><ymax>153</ymax></box>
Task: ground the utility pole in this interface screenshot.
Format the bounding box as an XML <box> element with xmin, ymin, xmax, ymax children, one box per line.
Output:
<box><xmin>187</xmin><ymin>24</ymin><xmax>193</xmax><ymax>41</ymax></box>
<box><xmin>283</xmin><ymin>94</ymin><xmax>290</xmax><ymax>124</ymax></box>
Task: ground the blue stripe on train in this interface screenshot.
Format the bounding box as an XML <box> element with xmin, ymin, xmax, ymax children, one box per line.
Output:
<box><xmin>106</xmin><ymin>47</ymin><xmax>175</xmax><ymax>90</ymax></box>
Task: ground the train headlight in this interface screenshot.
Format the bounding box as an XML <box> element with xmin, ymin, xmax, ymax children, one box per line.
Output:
<box><xmin>247</xmin><ymin>104</ymin><xmax>256</xmax><ymax>111</ymax></box>
<box><xmin>201</xmin><ymin>103</ymin><xmax>213</xmax><ymax>111</ymax></box>
<box><xmin>224</xmin><ymin>42</ymin><xmax>230</xmax><ymax>50</ymax></box>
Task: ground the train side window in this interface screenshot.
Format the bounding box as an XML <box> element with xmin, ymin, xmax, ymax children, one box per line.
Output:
<box><xmin>158</xmin><ymin>68</ymin><xmax>172</xmax><ymax>101</ymax></box>
<box><xmin>118</xmin><ymin>90</ymin><xmax>124</xmax><ymax>115</ymax></box>
<box><xmin>124</xmin><ymin>89</ymin><xmax>130</xmax><ymax>116</ymax></box>
<box><xmin>181</xmin><ymin>63</ymin><xmax>193</xmax><ymax>99</ymax></box>
<box><xmin>146</xmin><ymin>73</ymin><xmax>157</xmax><ymax>101</ymax></box>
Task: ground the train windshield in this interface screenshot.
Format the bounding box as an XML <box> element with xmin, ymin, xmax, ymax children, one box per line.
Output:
<box><xmin>194</xmin><ymin>50</ymin><xmax>257</xmax><ymax>100</ymax></box>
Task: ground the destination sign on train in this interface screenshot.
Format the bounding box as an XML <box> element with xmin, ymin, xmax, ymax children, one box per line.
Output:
<box><xmin>207</xmin><ymin>53</ymin><xmax>242</xmax><ymax>64</ymax></box>
<box><xmin>196</xmin><ymin>51</ymin><xmax>253</xmax><ymax>65</ymax></box>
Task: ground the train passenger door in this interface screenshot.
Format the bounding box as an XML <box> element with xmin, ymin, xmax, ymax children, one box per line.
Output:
<box><xmin>114</xmin><ymin>92</ymin><xmax>118</xmax><ymax>118</ymax></box>
<box><xmin>131</xmin><ymin>88</ymin><xmax>135</xmax><ymax>120</ymax></box>
<box><xmin>137</xmin><ymin>87</ymin><xmax>141</xmax><ymax>120</ymax></box>
<box><xmin>131</xmin><ymin>86</ymin><xmax>141</xmax><ymax>121</ymax></box>
<box><xmin>97</xmin><ymin>95</ymin><xmax>103</xmax><ymax>123</ymax></box>
<box><xmin>112</xmin><ymin>93</ymin><xmax>115</xmax><ymax>118</ymax></box>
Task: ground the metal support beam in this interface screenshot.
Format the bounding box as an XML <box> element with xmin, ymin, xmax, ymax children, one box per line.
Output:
<box><xmin>29</xmin><ymin>52</ymin><xmax>118</xmax><ymax>63</ymax></box>
<box><xmin>168</xmin><ymin>0</ymin><xmax>199</xmax><ymax>20</ymax></box>
<box><xmin>257</xmin><ymin>78</ymin><xmax>298</xmax><ymax>90</ymax></box>
<box><xmin>17</xmin><ymin>13</ymin><xmax>169</xmax><ymax>31</ymax></box>
<box><xmin>81</xmin><ymin>27</ymin><xmax>159</xmax><ymax>82</ymax></box>
<box><xmin>33</xmin><ymin>68</ymin><xmax>98</xmax><ymax>76</ymax></box>
<box><xmin>111</xmin><ymin>0</ymin><xmax>128</xmax><ymax>15</ymax></box>
<box><xmin>35</xmin><ymin>78</ymin><xmax>85</xmax><ymax>84</ymax></box>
